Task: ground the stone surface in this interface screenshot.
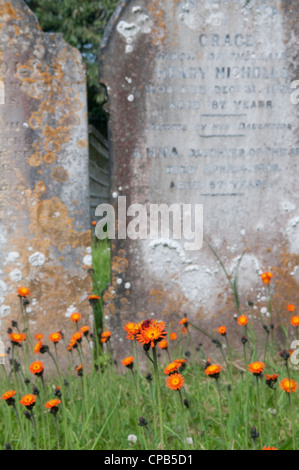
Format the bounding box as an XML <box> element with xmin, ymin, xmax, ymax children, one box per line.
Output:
<box><xmin>0</xmin><ymin>1</ymin><xmax>93</xmax><ymax>346</ymax></box>
<box><xmin>99</xmin><ymin>0</ymin><xmax>299</xmax><ymax>351</ymax></box>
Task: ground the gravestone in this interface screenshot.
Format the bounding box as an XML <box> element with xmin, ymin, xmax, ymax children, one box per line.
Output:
<box><xmin>0</xmin><ymin>0</ymin><xmax>93</xmax><ymax>341</ymax></box>
<box><xmin>99</xmin><ymin>0</ymin><xmax>299</xmax><ymax>351</ymax></box>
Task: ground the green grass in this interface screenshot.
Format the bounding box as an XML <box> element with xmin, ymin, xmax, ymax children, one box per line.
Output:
<box><xmin>1</xmin><ymin>247</ymin><xmax>299</xmax><ymax>450</ymax></box>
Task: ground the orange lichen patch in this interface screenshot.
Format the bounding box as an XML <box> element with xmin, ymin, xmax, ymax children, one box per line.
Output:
<box><xmin>43</xmin><ymin>125</ymin><xmax>72</xmax><ymax>144</ymax></box>
<box><xmin>148</xmin><ymin>1</ymin><xmax>166</xmax><ymax>45</ymax></box>
<box><xmin>0</xmin><ymin>2</ymin><xmax>18</xmax><ymax>22</ymax></box>
<box><xmin>76</xmin><ymin>139</ymin><xmax>88</xmax><ymax>149</ymax></box>
<box><xmin>111</xmin><ymin>255</ymin><xmax>129</xmax><ymax>274</ymax></box>
<box><xmin>28</xmin><ymin>112</ymin><xmax>43</xmax><ymax>129</ymax></box>
<box><xmin>34</xmin><ymin>181</ymin><xmax>46</xmax><ymax>194</ymax></box>
<box><xmin>58</xmin><ymin>114</ymin><xmax>81</xmax><ymax>127</ymax></box>
<box><xmin>40</xmin><ymin>100</ymin><xmax>57</xmax><ymax>113</ymax></box>
<box><xmin>27</xmin><ymin>151</ymin><xmax>43</xmax><ymax>167</ymax></box>
<box><xmin>44</xmin><ymin>152</ymin><xmax>56</xmax><ymax>164</ymax></box>
<box><xmin>52</xmin><ymin>167</ymin><xmax>69</xmax><ymax>183</ymax></box>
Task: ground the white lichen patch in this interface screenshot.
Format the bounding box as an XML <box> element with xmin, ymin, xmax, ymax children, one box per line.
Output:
<box><xmin>0</xmin><ymin>305</ymin><xmax>11</xmax><ymax>317</ymax></box>
<box><xmin>83</xmin><ymin>254</ymin><xmax>92</xmax><ymax>266</ymax></box>
<box><xmin>285</xmin><ymin>217</ymin><xmax>299</xmax><ymax>253</ymax></box>
<box><xmin>29</xmin><ymin>252</ymin><xmax>45</xmax><ymax>266</ymax></box>
<box><xmin>6</xmin><ymin>252</ymin><xmax>20</xmax><ymax>263</ymax></box>
<box><xmin>116</xmin><ymin>10</ymin><xmax>152</xmax><ymax>53</ymax></box>
<box><xmin>9</xmin><ymin>269</ymin><xmax>23</xmax><ymax>282</ymax></box>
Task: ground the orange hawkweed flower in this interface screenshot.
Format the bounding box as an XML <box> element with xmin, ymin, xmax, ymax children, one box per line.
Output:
<box><xmin>70</xmin><ymin>312</ymin><xmax>82</xmax><ymax>323</ymax></box>
<box><xmin>178</xmin><ymin>317</ymin><xmax>188</xmax><ymax>326</ymax></box>
<box><xmin>169</xmin><ymin>332</ymin><xmax>177</xmax><ymax>341</ymax></box>
<box><xmin>72</xmin><ymin>331</ymin><xmax>83</xmax><ymax>343</ymax></box>
<box><xmin>75</xmin><ymin>364</ymin><xmax>83</xmax><ymax>376</ymax></box>
<box><xmin>166</xmin><ymin>373</ymin><xmax>184</xmax><ymax>391</ymax></box>
<box><xmin>91</xmin><ymin>221</ymin><xmax>97</xmax><ymax>226</ymax></box>
<box><xmin>34</xmin><ymin>341</ymin><xmax>43</xmax><ymax>354</ymax></box>
<box><xmin>262</xmin><ymin>447</ymin><xmax>278</xmax><ymax>450</ymax></box>
<box><xmin>205</xmin><ymin>364</ymin><xmax>222</xmax><ymax>379</ymax></box>
<box><xmin>260</xmin><ymin>271</ymin><xmax>273</xmax><ymax>285</ymax></box>
<box><xmin>164</xmin><ymin>362</ymin><xmax>179</xmax><ymax>375</ymax></box>
<box><xmin>2</xmin><ymin>390</ymin><xmax>16</xmax><ymax>406</ymax></box>
<box><xmin>248</xmin><ymin>361</ymin><xmax>265</xmax><ymax>376</ymax></box>
<box><xmin>101</xmin><ymin>331</ymin><xmax>111</xmax><ymax>343</ymax></box>
<box><xmin>290</xmin><ymin>316</ymin><xmax>299</xmax><ymax>327</ymax></box>
<box><xmin>136</xmin><ymin>320</ymin><xmax>167</xmax><ymax>348</ymax></box>
<box><xmin>19</xmin><ymin>394</ymin><xmax>36</xmax><ymax>410</ymax></box>
<box><xmin>17</xmin><ymin>287</ymin><xmax>31</xmax><ymax>297</ymax></box>
<box><xmin>29</xmin><ymin>361</ymin><xmax>44</xmax><ymax>376</ymax></box>
<box><xmin>265</xmin><ymin>374</ymin><xmax>279</xmax><ymax>388</ymax></box>
<box><xmin>158</xmin><ymin>339</ymin><xmax>168</xmax><ymax>350</ymax></box>
<box><xmin>218</xmin><ymin>326</ymin><xmax>227</xmax><ymax>336</ymax></box>
<box><xmin>280</xmin><ymin>378</ymin><xmax>298</xmax><ymax>393</ymax></box>
<box><xmin>287</xmin><ymin>304</ymin><xmax>295</xmax><ymax>312</ymax></box>
<box><xmin>87</xmin><ymin>295</ymin><xmax>100</xmax><ymax>306</ymax></box>
<box><xmin>122</xmin><ymin>356</ymin><xmax>134</xmax><ymax>369</ymax></box>
<box><xmin>49</xmin><ymin>332</ymin><xmax>63</xmax><ymax>343</ymax></box>
<box><xmin>45</xmin><ymin>399</ymin><xmax>61</xmax><ymax>409</ymax></box>
<box><xmin>237</xmin><ymin>315</ymin><xmax>249</xmax><ymax>326</ymax></box>
<box><xmin>67</xmin><ymin>338</ymin><xmax>77</xmax><ymax>351</ymax></box>
<box><xmin>35</xmin><ymin>333</ymin><xmax>43</xmax><ymax>341</ymax></box>
<box><xmin>80</xmin><ymin>325</ymin><xmax>89</xmax><ymax>336</ymax></box>
<box><xmin>9</xmin><ymin>332</ymin><xmax>26</xmax><ymax>345</ymax></box>
<box><xmin>124</xmin><ymin>322</ymin><xmax>140</xmax><ymax>340</ymax></box>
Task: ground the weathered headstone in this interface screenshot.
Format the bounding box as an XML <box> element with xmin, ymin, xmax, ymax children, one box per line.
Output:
<box><xmin>0</xmin><ymin>1</ymin><xmax>92</xmax><ymax>339</ymax></box>
<box><xmin>99</xmin><ymin>0</ymin><xmax>299</xmax><ymax>350</ymax></box>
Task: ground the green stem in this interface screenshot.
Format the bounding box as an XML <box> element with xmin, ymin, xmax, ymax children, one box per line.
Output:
<box><xmin>152</xmin><ymin>346</ymin><xmax>164</xmax><ymax>450</ymax></box>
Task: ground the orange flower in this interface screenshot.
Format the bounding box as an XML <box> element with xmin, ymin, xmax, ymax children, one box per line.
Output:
<box><xmin>169</xmin><ymin>332</ymin><xmax>177</xmax><ymax>341</ymax></box>
<box><xmin>280</xmin><ymin>378</ymin><xmax>298</xmax><ymax>393</ymax></box>
<box><xmin>49</xmin><ymin>331</ymin><xmax>63</xmax><ymax>343</ymax></box>
<box><xmin>122</xmin><ymin>356</ymin><xmax>134</xmax><ymax>369</ymax></box>
<box><xmin>205</xmin><ymin>364</ymin><xmax>222</xmax><ymax>378</ymax></box>
<box><xmin>91</xmin><ymin>221</ymin><xmax>97</xmax><ymax>226</ymax></box>
<box><xmin>9</xmin><ymin>332</ymin><xmax>26</xmax><ymax>344</ymax></box>
<box><xmin>237</xmin><ymin>315</ymin><xmax>249</xmax><ymax>326</ymax></box>
<box><xmin>101</xmin><ymin>331</ymin><xmax>111</xmax><ymax>343</ymax></box>
<box><xmin>173</xmin><ymin>359</ymin><xmax>187</xmax><ymax>366</ymax></box>
<box><xmin>2</xmin><ymin>390</ymin><xmax>16</xmax><ymax>405</ymax></box>
<box><xmin>35</xmin><ymin>333</ymin><xmax>43</xmax><ymax>341</ymax></box>
<box><xmin>136</xmin><ymin>320</ymin><xmax>167</xmax><ymax>348</ymax></box>
<box><xmin>166</xmin><ymin>373</ymin><xmax>184</xmax><ymax>390</ymax></box>
<box><xmin>45</xmin><ymin>399</ymin><xmax>61</xmax><ymax>409</ymax></box>
<box><xmin>158</xmin><ymin>339</ymin><xmax>168</xmax><ymax>350</ymax></box>
<box><xmin>34</xmin><ymin>341</ymin><xmax>43</xmax><ymax>354</ymax></box>
<box><xmin>164</xmin><ymin>362</ymin><xmax>179</xmax><ymax>375</ymax></box>
<box><xmin>124</xmin><ymin>322</ymin><xmax>140</xmax><ymax>340</ymax></box>
<box><xmin>19</xmin><ymin>394</ymin><xmax>36</xmax><ymax>409</ymax></box>
<box><xmin>17</xmin><ymin>287</ymin><xmax>31</xmax><ymax>297</ymax></box>
<box><xmin>262</xmin><ymin>446</ymin><xmax>278</xmax><ymax>450</ymax></box>
<box><xmin>75</xmin><ymin>364</ymin><xmax>83</xmax><ymax>376</ymax></box>
<box><xmin>70</xmin><ymin>312</ymin><xmax>82</xmax><ymax>323</ymax></box>
<box><xmin>67</xmin><ymin>338</ymin><xmax>77</xmax><ymax>351</ymax></box>
<box><xmin>87</xmin><ymin>295</ymin><xmax>100</xmax><ymax>306</ymax></box>
<box><xmin>29</xmin><ymin>361</ymin><xmax>44</xmax><ymax>376</ymax></box>
<box><xmin>80</xmin><ymin>325</ymin><xmax>89</xmax><ymax>336</ymax></box>
<box><xmin>287</xmin><ymin>304</ymin><xmax>295</xmax><ymax>312</ymax></box>
<box><xmin>248</xmin><ymin>361</ymin><xmax>265</xmax><ymax>376</ymax></box>
<box><xmin>178</xmin><ymin>317</ymin><xmax>188</xmax><ymax>326</ymax></box>
<box><xmin>290</xmin><ymin>316</ymin><xmax>299</xmax><ymax>327</ymax></box>
<box><xmin>72</xmin><ymin>331</ymin><xmax>83</xmax><ymax>343</ymax></box>
<box><xmin>217</xmin><ymin>326</ymin><xmax>227</xmax><ymax>336</ymax></box>
<box><xmin>260</xmin><ymin>271</ymin><xmax>273</xmax><ymax>285</ymax></box>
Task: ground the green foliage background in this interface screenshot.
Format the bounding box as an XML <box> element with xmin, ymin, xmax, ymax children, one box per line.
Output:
<box><xmin>24</xmin><ymin>0</ymin><xmax>119</xmax><ymax>133</ymax></box>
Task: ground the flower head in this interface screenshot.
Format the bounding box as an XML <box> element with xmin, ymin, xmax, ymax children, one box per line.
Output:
<box><xmin>237</xmin><ymin>315</ymin><xmax>249</xmax><ymax>326</ymax></box>
<box><xmin>87</xmin><ymin>295</ymin><xmax>100</xmax><ymax>306</ymax></box>
<box><xmin>9</xmin><ymin>332</ymin><xmax>26</xmax><ymax>345</ymax></box>
<box><xmin>290</xmin><ymin>316</ymin><xmax>299</xmax><ymax>327</ymax></box>
<box><xmin>169</xmin><ymin>332</ymin><xmax>177</xmax><ymax>341</ymax></box>
<box><xmin>280</xmin><ymin>378</ymin><xmax>298</xmax><ymax>393</ymax></box>
<box><xmin>122</xmin><ymin>356</ymin><xmax>134</xmax><ymax>369</ymax></box>
<box><xmin>127</xmin><ymin>434</ymin><xmax>137</xmax><ymax>444</ymax></box>
<box><xmin>72</xmin><ymin>332</ymin><xmax>83</xmax><ymax>343</ymax></box>
<box><xmin>262</xmin><ymin>446</ymin><xmax>278</xmax><ymax>450</ymax></box>
<box><xmin>45</xmin><ymin>399</ymin><xmax>61</xmax><ymax>415</ymax></box>
<box><xmin>205</xmin><ymin>364</ymin><xmax>222</xmax><ymax>379</ymax></box>
<box><xmin>35</xmin><ymin>333</ymin><xmax>43</xmax><ymax>341</ymax></box>
<box><xmin>29</xmin><ymin>361</ymin><xmax>44</xmax><ymax>377</ymax></box>
<box><xmin>217</xmin><ymin>326</ymin><xmax>227</xmax><ymax>336</ymax></box>
<box><xmin>164</xmin><ymin>362</ymin><xmax>180</xmax><ymax>375</ymax></box>
<box><xmin>260</xmin><ymin>271</ymin><xmax>273</xmax><ymax>285</ymax></box>
<box><xmin>178</xmin><ymin>317</ymin><xmax>188</xmax><ymax>327</ymax></box>
<box><xmin>70</xmin><ymin>312</ymin><xmax>82</xmax><ymax>323</ymax></box>
<box><xmin>19</xmin><ymin>394</ymin><xmax>36</xmax><ymax>410</ymax></box>
<box><xmin>166</xmin><ymin>372</ymin><xmax>184</xmax><ymax>391</ymax></box>
<box><xmin>17</xmin><ymin>287</ymin><xmax>31</xmax><ymax>298</ymax></box>
<box><xmin>75</xmin><ymin>364</ymin><xmax>83</xmax><ymax>376</ymax></box>
<box><xmin>2</xmin><ymin>391</ymin><xmax>16</xmax><ymax>406</ymax></box>
<box><xmin>124</xmin><ymin>322</ymin><xmax>140</xmax><ymax>340</ymax></box>
<box><xmin>136</xmin><ymin>320</ymin><xmax>167</xmax><ymax>348</ymax></box>
<box><xmin>101</xmin><ymin>331</ymin><xmax>111</xmax><ymax>343</ymax></box>
<box><xmin>49</xmin><ymin>331</ymin><xmax>63</xmax><ymax>343</ymax></box>
<box><xmin>158</xmin><ymin>339</ymin><xmax>168</xmax><ymax>350</ymax></box>
<box><xmin>265</xmin><ymin>374</ymin><xmax>279</xmax><ymax>388</ymax></box>
<box><xmin>34</xmin><ymin>341</ymin><xmax>43</xmax><ymax>354</ymax></box>
<box><xmin>287</xmin><ymin>304</ymin><xmax>295</xmax><ymax>312</ymax></box>
<box><xmin>248</xmin><ymin>361</ymin><xmax>265</xmax><ymax>376</ymax></box>
<box><xmin>80</xmin><ymin>325</ymin><xmax>89</xmax><ymax>336</ymax></box>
